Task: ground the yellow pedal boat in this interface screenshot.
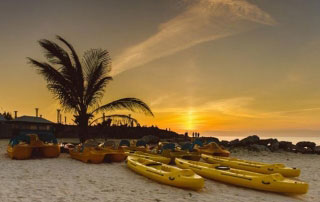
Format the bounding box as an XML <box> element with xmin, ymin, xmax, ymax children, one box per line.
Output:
<box><xmin>201</xmin><ymin>154</ymin><xmax>300</xmax><ymax>177</ymax></box>
<box><xmin>125</xmin><ymin>151</ymin><xmax>171</xmax><ymax>164</ymax></box>
<box><xmin>194</xmin><ymin>142</ymin><xmax>230</xmax><ymax>157</ymax></box>
<box><xmin>70</xmin><ymin>145</ymin><xmax>126</xmax><ymax>164</ymax></box>
<box><xmin>175</xmin><ymin>158</ymin><xmax>308</xmax><ymax>194</ymax></box>
<box><xmin>7</xmin><ymin>134</ymin><xmax>60</xmax><ymax>160</ymax></box>
<box><xmin>126</xmin><ymin>156</ymin><xmax>204</xmax><ymax>190</ymax></box>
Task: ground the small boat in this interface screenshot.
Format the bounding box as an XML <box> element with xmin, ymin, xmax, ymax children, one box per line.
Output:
<box><xmin>125</xmin><ymin>151</ymin><xmax>171</xmax><ymax>164</ymax></box>
<box><xmin>126</xmin><ymin>156</ymin><xmax>204</xmax><ymax>190</ymax></box>
<box><xmin>120</xmin><ymin>140</ymin><xmax>149</xmax><ymax>152</ymax></box>
<box><xmin>102</xmin><ymin>148</ymin><xmax>127</xmax><ymax>163</ymax></box>
<box><xmin>175</xmin><ymin>158</ymin><xmax>308</xmax><ymax>194</ymax></box>
<box><xmin>69</xmin><ymin>146</ymin><xmax>105</xmax><ymax>163</ymax></box>
<box><xmin>69</xmin><ymin>140</ymin><xmax>126</xmax><ymax>163</ymax></box>
<box><xmin>7</xmin><ymin>134</ymin><xmax>60</xmax><ymax>160</ymax></box>
<box><xmin>201</xmin><ymin>154</ymin><xmax>300</xmax><ymax>177</ymax></box>
<box><xmin>194</xmin><ymin>142</ymin><xmax>230</xmax><ymax>157</ymax></box>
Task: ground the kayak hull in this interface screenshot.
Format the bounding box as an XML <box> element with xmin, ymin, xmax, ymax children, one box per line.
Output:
<box><xmin>126</xmin><ymin>156</ymin><xmax>204</xmax><ymax>190</ymax></box>
<box><xmin>125</xmin><ymin>151</ymin><xmax>171</xmax><ymax>164</ymax></box>
<box><xmin>201</xmin><ymin>154</ymin><xmax>300</xmax><ymax>177</ymax></box>
<box><xmin>175</xmin><ymin>158</ymin><xmax>308</xmax><ymax>194</ymax></box>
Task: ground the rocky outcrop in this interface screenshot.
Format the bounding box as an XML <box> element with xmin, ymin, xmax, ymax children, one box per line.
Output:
<box><xmin>239</xmin><ymin>135</ymin><xmax>260</xmax><ymax>146</ymax></box>
<box><xmin>314</xmin><ymin>146</ymin><xmax>320</xmax><ymax>154</ymax></box>
<box><xmin>248</xmin><ymin>144</ymin><xmax>270</xmax><ymax>152</ymax></box>
<box><xmin>279</xmin><ymin>141</ymin><xmax>294</xmax><ymax>151</ymax></box>
<box><xmin>220</xmin><ymin>140</ymin><xmax>230</xmax><ymax>147</ymax></box>
<box><xmin>206</xmin><ymin>137</ymin><xmax>220</xmax><ymax>144</ymax></box>
<box><xmin>296</xmin><ymin>141</ymin><xmax>316</xmax><ymax>151</ymax></box>
<box><xmin>229</xmin><ymin>139</ymin><xmax>240</xmax><ymax>147</ymax></box>
<box><xmin>258</xmin><ymin>138</ymin><xmax>274</xmax><ymax>146</ymax></box>
<box><xmin>269</xmin><ymin>139</ymin><xmax>279</xmax><ymax>152</ymax></box>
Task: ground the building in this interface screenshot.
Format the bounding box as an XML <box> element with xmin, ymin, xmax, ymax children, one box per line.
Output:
<box><xmin>10</xmin><ymin>116</ymin><xmax>55</xmax><ymax>137</ymax></box>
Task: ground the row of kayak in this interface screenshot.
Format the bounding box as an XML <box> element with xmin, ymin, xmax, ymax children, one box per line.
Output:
<box><xmin>126</xmin><ymin>156</ymin><xmax>309</xmax><ymax>194</ymax></box>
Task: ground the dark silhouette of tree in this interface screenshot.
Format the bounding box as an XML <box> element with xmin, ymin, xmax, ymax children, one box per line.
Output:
<box><xmin>28</xmin><ymin>35</ymin><xmax>153</xmax><ymax>142</ymax></box>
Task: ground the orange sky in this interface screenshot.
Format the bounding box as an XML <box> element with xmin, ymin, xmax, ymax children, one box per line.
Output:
<box><xmin>1</xmin><ymin>0</ymin><xmax>320</xmax><ymax>136</ymax></box>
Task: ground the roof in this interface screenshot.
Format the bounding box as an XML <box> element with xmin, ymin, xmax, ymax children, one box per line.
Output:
<box><xmin>11</xmin><ymin>116</ymin><xmax>53</xmax><ymax>124</ymax></box>
<box><xmin>0</xmin><ymin>114</ymin><xmax>6</xmax><ymax>121</ymax></box>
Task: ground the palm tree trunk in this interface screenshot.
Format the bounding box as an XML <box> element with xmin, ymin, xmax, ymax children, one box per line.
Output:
<box><xmin>78</xmin><ymin>114</ymin><xmax>90</xmax><ymax>143</ymax></box>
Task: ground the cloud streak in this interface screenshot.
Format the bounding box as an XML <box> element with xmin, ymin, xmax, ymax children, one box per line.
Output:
<box><xmin>112</xmin><ymin>0</ymin><xmax>276</xmax><ymax>75</ymax></box>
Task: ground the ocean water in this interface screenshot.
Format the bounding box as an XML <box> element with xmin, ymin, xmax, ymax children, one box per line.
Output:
<box><xmin>212</xmin><ymin>135</ymin><xmax>320</xmax><ymax>145</ymax></box>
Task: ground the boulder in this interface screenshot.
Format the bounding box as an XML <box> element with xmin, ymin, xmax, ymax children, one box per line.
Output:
<box><xmin>279</xmin><ymin>141</ymin><xmax>294</xmax><ymax>151</ymax></box>
<box><xmin>248</xmin><ymin>144</ymin><xmax>270</xmax><ymax>152</ymax></box>
<box><xmin>295</xmin><ymin>146</ymin><xmax>307</xmax><ymax>154</ymax></box>
<box><xmin>141</xmin><ymin>135</ymin><xmax>160</xmax><ymax>144</ymax></box>
<box><xmin>258</xmin><ymin>138</ymin><xmax>274</xmax><ymax>146</ymax></box>
<box><xmin>314</xmin><ymin>146</ymin><xmax>320</xmax><ymax>154</ymax></box>
<box><xmin>239</xmin><ymin>135</ymin><xmax>260</xmax><ymax>146</ymax></box>
<box><xmin>206</xmin><ymin>137</ymin><xmax>220</xmax><ymax>144</ymax></box>
<box><xmin>296</xmin><ymin>141</ymin><xmax>316</xmax><ymax>151</ymax></box>
<box><xmin>220</xmin><ymin>140</ymin><xmax>230</xmax><ymax>147</ymax></box>
<box><xmin>229</xmin><ymin>139</ymin><xmax>240</xmax><ymax>147</ymax></box>
<box><xmin>269</xmin><ymin>139</ymin><xmax>279</xmax><ymax>152</ymax></box>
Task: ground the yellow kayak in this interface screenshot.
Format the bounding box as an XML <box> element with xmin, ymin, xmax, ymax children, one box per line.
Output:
<box><xmin>202</xmin><ymin>154</ymin><xmax>300</xmax><ymax>177</ymax></box>
<box><xmin>175</xmin><ymin>158</ymin><xmax>308</xmax><ymax>194</ymax></box>
<box><xmin>126</xmin><ymin>156</ymin><xmax>204</xmax><ymax>190</ymax></box>
<box><xmin>125</xmin><ymin>151</ymin><xmax>171</xmax><ymax>164</ymax></box>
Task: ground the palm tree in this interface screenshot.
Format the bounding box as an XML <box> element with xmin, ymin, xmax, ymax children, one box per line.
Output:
<box><xmin>28</xmin><ymin>35</ymin><xmax>153</xmax><ymax>142</ymax></box>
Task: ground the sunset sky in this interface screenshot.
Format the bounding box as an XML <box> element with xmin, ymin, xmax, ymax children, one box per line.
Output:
<box><xmin>0</xmin><ymin>0</ymin><xmax>320</xmax><ymax>136</ymax></box>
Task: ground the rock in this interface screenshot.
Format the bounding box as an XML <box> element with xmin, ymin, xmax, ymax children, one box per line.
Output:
<box><xmin>248</xmin><ymin>144</ymin><xmax>270</xmax><ymax>152</ymax></box>
<box><xmin>220</xmin><ymin>140</ymin><xmax>230</xmax><ymax>147</ymax></box>
<box><xmin>239</xmin><ymin>135</ymin><xmax>260</xmax><ymax>146</ymax></box>
<box><xmin>258</xmin><ymin>138</ymin><xmax>274</xmax><ymax>146</ymax></box>
<box><xmin>305</xmin><ymin>147</ymin><xmax>314</xmax><ymax>154</ymax></box>
<box><xmin>206</xmin><ymin>137</ymin><xmax>220</xmax><ymax>144</ymax></box>
<box><xmin>295</xmin><ymin>146</ymin><xmax>307</xmax><ymax>154</ymax></box>
<box><xmin>229</xmin><ymin>139</ymin><xmax>240</xmax><ymax>147</ymax></box>
<box><xmin>314</xmin><ymin>146</ymin><xmax>320</xmax><ymax>154</ymax></box>
<box><xmin>296</xmin><ymin>141</ymin><xmax>316</xmax><ymax>151</ymax></box>
<box><xmin>269</xmin><ymin>139</ymin><xmax>279</xmax><ymax>152</ymax></box>
<box><xmin>279</xmin><ymin>141</ymin><xmax>294</xmax><ymax>151</ymax></box>
<box><xmin>141</xmin><ymin>135</ymin><xmax>160</xmax><ymax>144</ymax></box>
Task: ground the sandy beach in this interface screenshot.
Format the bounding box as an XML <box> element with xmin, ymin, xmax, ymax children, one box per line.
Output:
<box><xmin>0</xmin><ymin>139</ymin><xmax>318</xmax><ymax>202</ymax></box>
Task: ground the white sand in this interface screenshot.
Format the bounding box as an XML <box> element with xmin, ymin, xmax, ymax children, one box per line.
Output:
<box><xmin>0</xmin><ymin>139</ymin><xmax>319</xmax><ymax>202</ymax></box>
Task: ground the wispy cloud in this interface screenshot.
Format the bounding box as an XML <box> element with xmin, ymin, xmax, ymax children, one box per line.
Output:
<box><xmin>112</xmin><ymin>0</ymin><xmax>276</xmax><ymax>75</ymax></box>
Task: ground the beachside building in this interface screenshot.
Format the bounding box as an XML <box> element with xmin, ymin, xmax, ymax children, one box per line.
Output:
<box><xmin>10</xmin><ymin>116</ymin><xmax>55</xmax><ymax>137</ymax></box>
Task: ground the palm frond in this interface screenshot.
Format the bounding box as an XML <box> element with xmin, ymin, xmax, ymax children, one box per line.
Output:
<box><xmin>56</xmin><ymin>35</ymin><xmax>85</xmax><ymax>101</ymax></box>
<box><xmin>27</xmin><ymin>58</ymin><xmax>80</xmax><ymax>111</ymax></box>
<box><xmin>92</xmin><ymin>98</ymin><xmax>154</xmax><ymax>116</ymax></box>
<box><xmin>38</xmin><ymin>39</ymin><xmax>75</xmax><ymax>82</ymax></box>
<box><xmin>83</xmin><ymin>49</ymin><xmax>112</xmax><ymax>107</ymax></box>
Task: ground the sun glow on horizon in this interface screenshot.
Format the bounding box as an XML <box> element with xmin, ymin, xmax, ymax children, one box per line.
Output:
<box><xmin>186</xmin><ymin>109</ymin><xmax>195</xmax><ymax>131</ymax></box>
